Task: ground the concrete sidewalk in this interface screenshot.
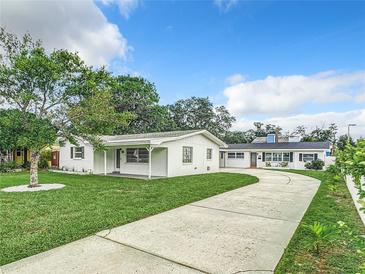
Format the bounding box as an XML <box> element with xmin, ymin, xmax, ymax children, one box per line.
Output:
<box><xmin>1</xmin><ymin>169</ymin><xmax>320</xmax><ymax>274</ymax></box>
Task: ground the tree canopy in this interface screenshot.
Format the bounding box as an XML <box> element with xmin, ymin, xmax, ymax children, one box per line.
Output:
<box><xmin>167</xmin><ymin>97</ymin><xmax>235</xmax><ymax>138</ymax></box>
<box><xmin>0</xmin><ymin>28</ymin><xmax>131</xmax><ymax>186</ymax></box>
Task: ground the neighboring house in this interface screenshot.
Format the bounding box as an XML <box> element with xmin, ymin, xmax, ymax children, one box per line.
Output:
<box><xmin>0</xmin><ymin>148</ymin><xmax>30</xmax><ymax>165</ymax></box>
<box><xmin>59</xmin><ymin>130</ymin><xmax>227</xmax><ymax>178</ymax></box>
<box><xmin>219</xmin><ymin>134</ymin><xmax>334</xmax><ymax>169</ymax></box>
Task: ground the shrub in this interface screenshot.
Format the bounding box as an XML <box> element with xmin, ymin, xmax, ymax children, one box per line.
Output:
<box><xmin>326</xmin><ymin>164</ymin><xmax>339</xmax><ymax>175</ymax></box>
<box><xmin>38</xmin><ymin>149</ymin><xmax>51</xmax><ymax>169</ymax></box>
<box><xmin>280</xmin><ymin>161</ymin><xmax>288</xmax><ymax>168</ymax></box>
<box><xmin>0</xmin><ymin>161</ymin><xmax>19</xmax><ymax>172</ymax></box>
<box><xmin>305</xmin><ymin>159</ymin><xmax>325</xmax><ymax>170</ymax></box>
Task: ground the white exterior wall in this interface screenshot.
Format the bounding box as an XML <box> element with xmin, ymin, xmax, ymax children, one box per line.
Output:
<box><xmin>59</xmin><ymin>140</ymin><xmax>94</xmax><ymax>172</ymax></box>
<box><xmin>59</xmin><ymin>133</ymin><xmax>221</xmax><ymax>177</ymax></box>
<box><xmin>164</xmin><ymin>134</ymin><xmax>220</xmax><ymax>177</ymax></box>
<box><xmin>221</xmin><ymin>149</ymin><xmax>330</xmax><ymax>170</ymax></box>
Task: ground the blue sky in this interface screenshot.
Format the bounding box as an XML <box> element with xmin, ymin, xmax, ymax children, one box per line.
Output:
<box><xmin>99</xmin><ymin>0</ymin><xmax>365</xmax><ymax>104</ymax></box>
<box><xmin>2</xmin><ymin>0</ymin><xmax>365</xmax><ymax>136</ymax></box>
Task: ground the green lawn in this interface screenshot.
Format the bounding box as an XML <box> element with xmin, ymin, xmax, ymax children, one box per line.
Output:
<box><xmin>274</xmin><ymin>170</ymin><xmax>365</xmax><ymax>274</ymax></box>
<box><xmin>0</xmin><ymin>171</ymin><xmax>257</xmax><ymax>266</ymax></box>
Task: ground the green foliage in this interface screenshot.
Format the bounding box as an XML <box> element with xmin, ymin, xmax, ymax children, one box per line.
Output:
<box><xmin>326</xmin><ymin>164</ymin><xmax>340</xmax><ymax>175</ymax></box>
<box><xmin>293</xmin><ymin>123</ymin><xmax>337</xmax><ymax>144</ymax></box>
<box><xmin>0</xmin><ymin>109</ymin><xmax>57</xmax><ymax>152</ymax></box>
<box><xmin>0</xmin><ymin>161</ymin><xmax>19</xmax><ymax>173</ymax></box>
<box><xmin>336</xmin><ymin>139</ymin><xmax>365</xmax><ymax>196</ymax></box>
<box><xmin>279</xmin><ymin>161</ymin><xmax>289</xmax><ymax>167</ymax></box>
<box><xmin>223</xmin><ymin>122</ymin><xmax>282</xmax><ymax>144</ymax></box>
<box><xmin>167</xmin><ymin>96</ymin><xmax>235</xmax><ymax>138</ymax></box>
<box><xmin>305</xmin><ymin>222</ymin><xmax>338</xmax><ymax>254</ymax></box>
<box><xmin>305</xmin><ymin>159</ymin><xmax>325</xmax><ymax>170</ymax></box>
<box><xmin>337</xmin><ymin>134</ymin><xmax>355</xmax><ymax>151</ymax></box>
<box><xmin>0</xmin><ymin>29</ymin><xmax>132</xmax><ymax>184</ymax></box>
<box><xmin>112</xmin><ymin>76</ymin><xmax>174</xmax><ymax>134</ymax></box>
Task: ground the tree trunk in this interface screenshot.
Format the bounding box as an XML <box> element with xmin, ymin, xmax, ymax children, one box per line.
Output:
<box><xmin>29</xmin><ymin>151</ymin><xmax>40</xmax><ymax>188</ymax></box>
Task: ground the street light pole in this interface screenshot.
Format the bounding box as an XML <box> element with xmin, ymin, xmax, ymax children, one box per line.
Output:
<box><xmin>348</xmin><ymin>124</ymin><xmax>357</xmax><ymax>142</ymax></box>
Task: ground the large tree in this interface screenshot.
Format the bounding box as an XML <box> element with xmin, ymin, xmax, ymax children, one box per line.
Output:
<box><xmin>167</xmin><ymin>97</ymin><xmax>235</xmax><ymax>138</ymax></box>
<box><xmin>112</xmin><ymin>76</ymin><xmax>174</xmax><ymax>133</ymax></box>
<box><xmin>0</xmin><ymin>29</ymin><xmax>131</xmax><ymax>187</ymax></box>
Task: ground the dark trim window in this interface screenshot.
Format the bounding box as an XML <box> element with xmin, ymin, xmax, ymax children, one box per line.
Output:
<box><xmin>228</xmin><ymin>152</ymin><xmax>236</xmax><ymax>159</ymax></box>
<box><xmin>126</xmin><ymin>148</ymin><xmax>149</xmax><ymax>163</ymax></box>
<box><xmin>228</xmin><ymin>152</ymin><xmax>244</xmax><ymax>159</ymax></box>
<box><xmin>183</xmin><ymin>146</ymin><xmax>193</xmax><ymax>163</ymax></box>
<box><xmin>303</xmin><ymin>153</ymin><xmax>315</xmax><ymax>162</ymax></box>
<box><xmin>16</xmin><ymin>149</ymin><xmax>22</xmax><ymax>157</ymax></box>
<box><xmin>74</xmin><ymin>147</ymin><xmax>84</xmax><ymax>159</ymax></box>
<box><xmin>206</xmin><ymin>148</ymin><xmax>212</xmax><ymax>160</ymax></box>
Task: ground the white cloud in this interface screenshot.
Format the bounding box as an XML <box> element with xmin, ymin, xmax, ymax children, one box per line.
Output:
<box><xmin>101</xmin><ymin>0</ymin><xmax>140</xmax><ymax>19</ymax></box>
<box><xmin>0</xmin><ymin>0</ymin><xmax>129</xmax><ymax>67</ymax></box>
<box><xmin>232</xmin><ymin>109</ymin><xmax>365</xmax><ymax>139</ymax></box>
<box><xmin>224</xmin><ymin>70</ymin><xmax>365</xmax><ymax>116</ymax></box>
<box><xmin>213</xmin><ymin>0</ymin><xmax>238</xmax><ymax>12</ymax></box>
<box><xmin>225</xmin><ymin>73</ymin><xmax>246</xmax><ymax>85</ymax></box>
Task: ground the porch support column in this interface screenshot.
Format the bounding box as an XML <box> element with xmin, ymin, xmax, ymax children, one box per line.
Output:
<box><xmin>104</xmin><ymin>150</ymin><xmax>107</xmax><ymax>176</ymax></box>
<box><xmin>147</xmin><ymin>145</ymin><xmax>154</xmax><ymax>180</ymax></box>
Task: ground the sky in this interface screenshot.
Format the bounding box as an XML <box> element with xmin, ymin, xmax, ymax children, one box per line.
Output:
<box><xmin>1</xmin><ymin>0</ymin><xmax>365</xmax><ymax>138</ymax></box>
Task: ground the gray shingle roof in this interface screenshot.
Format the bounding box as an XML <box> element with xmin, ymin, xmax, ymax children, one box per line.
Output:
<box><xmin>101</xmin><ymin>129</ymin><xmax>202</xmax><ymax>142</ymax></box>
<box><xmin>225</xmin><ymin>142</ymin><xmax>331</xmax><ymax>150</ymax></box>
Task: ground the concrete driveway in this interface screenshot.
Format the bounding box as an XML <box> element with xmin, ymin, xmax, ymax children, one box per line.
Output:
<box><xmin>1</xmin><ymin>169</ymin><xmax>320</xmax><ymax>274</ymax></box>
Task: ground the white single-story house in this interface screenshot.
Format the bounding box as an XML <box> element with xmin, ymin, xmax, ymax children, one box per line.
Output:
<box><xmin>59</xmin><ymin>130</ymin><xmax>227</xmax><ymax>178</ymax></box>
<box><xmin>220</xmin><ymin>134</ymin><xmax>334</xmax><ymax>169</ymax></box>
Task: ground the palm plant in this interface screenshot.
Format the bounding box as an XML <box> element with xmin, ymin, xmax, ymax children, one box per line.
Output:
<box><xmin>305</xmin><ymin>222</ymin><xmax>338</xmax><ymax>255</ymax></box>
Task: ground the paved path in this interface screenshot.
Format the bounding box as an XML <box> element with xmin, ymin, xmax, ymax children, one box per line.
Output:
<box><xmin>1</xmin><ymin>169</ymin><xmax>320</xmax><ymax>274</ymax></box>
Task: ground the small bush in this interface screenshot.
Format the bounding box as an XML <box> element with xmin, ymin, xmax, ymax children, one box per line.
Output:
<box><xmin>38</xmin><ymin>158</ymin><xmax>49</xmax><ymax>169</ymax></box>
<box><xmin>305</xmin><ymin>222</ymin><xmax>338</xmax><ymax>255</ymax></box>
<box><xmin>0</xmin><ymin>161</ymin><xmax>20</xmax><ymax>172</ymax></box>
<box><xmin>305</xmin><ymin>159</ymin><xmax>325</xmax><ymax>170</ymax></box>
<box><xmin>326</xmin><ymin>164</ymin><xmax>339</xmax><ymax>175</ymax></box>
<box><xmin>280</xmin><ymin>161</ymin><xmax>289</xmax><ymax>168</ymax></box>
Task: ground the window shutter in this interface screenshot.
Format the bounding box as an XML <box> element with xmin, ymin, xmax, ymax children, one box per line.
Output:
<box><xmin>314</xmin><ymin>153</ymin><xmax>318</xmax><ymax>160</ymax></box>
<box><xmin>70</xmin><ymin>147</ymin><xmax>73</xmax><ymax>159</ymax></box>
<box><xmin>299</xmin><ymin>153</ymin><xmax>302</xmax><ymax>162</ymax></box>
<box><xmin>81</xmin><ymin>147</ymin><xmax>85</xmax><ymax>159</ymax></box>
<box><xmin>290</xmin><ymin>152</ymin><xmax>293</xmax><ymax>163</ymax></box>
<box><xmin>262</xmin><ymin>152</ymin><xmax>265</xmax><ymax>161</ymax></box>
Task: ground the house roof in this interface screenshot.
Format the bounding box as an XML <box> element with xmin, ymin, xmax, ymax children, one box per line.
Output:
<box><xmin>101</xmin><ymin>130</ymin><xmax>227</xmax><ymax>147</ymax></box>
<box><xmin>224</xmin><ymin>141</ymin><xmax>331</xmax><ymax>150</ymax></box>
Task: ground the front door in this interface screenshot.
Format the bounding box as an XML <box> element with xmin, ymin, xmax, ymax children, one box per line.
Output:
<box><xmin>219</xmin><ymin>151</ymin><xmax>225</xmax><ymax>168</ymax></box>
<box><xmin>115</xmin><ymin>149</ymin><xmax>121</xmax><ymax>171</ymax></box>
<box><xmin>250</xmin><ymin>152</ymin><xmax>257</xmax><ymax>168</ymax></box>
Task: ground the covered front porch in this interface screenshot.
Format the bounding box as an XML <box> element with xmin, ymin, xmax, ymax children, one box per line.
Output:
<box><xmin>94</xmin><ymin>145</ymin><xmax>168</xmax><ymax>179</ymax></box>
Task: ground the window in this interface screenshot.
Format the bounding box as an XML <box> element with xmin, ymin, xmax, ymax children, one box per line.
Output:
<box><xmin>206</xmin><ymin>148</ymin><xmax>212</xmax><ymax>160</ymax></box>
<box><xmin>283</xmin><ymin>153</ymin><xmax>290</xmax><ymax>162</ymax></box>
<box><xmin>74</xmin><ymin>147</ymin><xmax>84</xmax><ymax>159</ymax></box>
<box><xmin>127</xmin><ymin>148</ymin><xmax>149</xmax><ymax>163</ymax></box>
<box><xmin>16</xmin><ymin>149</ymin><xmax>22</xmax><ymax>157</ymax></box>
<box><xmin>273</xmin><ymin>153</ymin><xmax>282</xmax><ymax>162</ymax></box>
<box><xmin>266</xmin><ymin>152</ymin><xmax>291</xmax><ymax>162</ymax></box>
<box><xmin>228</xmin><ymin>152</ymin><xmax>236</xmax><ymax>159</ymax></box>
<box><xmin>265</xmin><ymin>152</ymin><xmax>272</xmax><ymax>161</ymax></box>
<box><xmin>227</xmin><ymin>152</ymin><xmax>244</xmax><ymax>159</ymax></box>
<box><xmin>182</xmin><ymin>146</ymin><xmax>193</xmax><ymax>163</ymax></box>
<box><xmin>303</xmin><ymin>153</ymin><xmax>315</xmax><ymax>162</ymax></box>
